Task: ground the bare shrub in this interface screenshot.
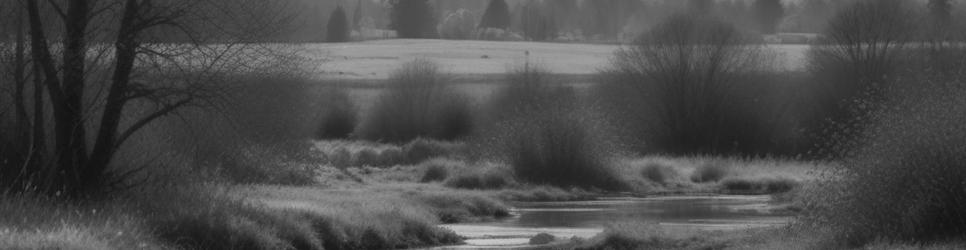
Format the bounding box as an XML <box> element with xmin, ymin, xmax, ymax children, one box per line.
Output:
<box><xmin>479</xmin><ymin>65</ymin><xmax>625</xmax><ymax>190</ymax></box>
<box><xmin>356</xmin><ymin>59</ymin><xmax>475</xmax><ymax>143</ymax></box>
<box><xmin>805</xmin><ymin>0</ymin><xmax>916</xmax><ymax>149</ymax></box>
<box><xmin>601</xmin><ymin>13</ymin><xmax>781</xmax><ymax>156</ymax></box>
<box><xmin>807</xmin><ymin>73</ymin><xmax>966</xmax><ymax>246</ymax></box>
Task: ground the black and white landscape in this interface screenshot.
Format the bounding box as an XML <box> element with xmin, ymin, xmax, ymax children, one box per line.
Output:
<box><xmin>1</xmin><ymin>0</ymin><xmax>965</xmax><ymax>249</ymax></box>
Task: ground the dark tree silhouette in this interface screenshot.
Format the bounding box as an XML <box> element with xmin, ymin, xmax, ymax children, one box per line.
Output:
<box><xmin>389</xmin><ymin>0</ymin><xmax>437</xmax><ymax>38</ymax></box>
<box><xmin>4</xmin><ymin>0</ymin><xmax>296</xmax><ymax>196</ymax></box>
<box><xmin>521</xmin><ymin>1</ymin><xmax>556</xmax><ymax>41</ymax></box>
<box><xmin>353</xmin><ymin>0</ymin><xmax>363</xmax><ymax>31</ymax></box>
<box><xmin>327</xmin><ymin>6</ymin><xmax>350</xmax><ymax>42</ymax></box>
<box><xmin>550</xmin><ymin>0</ymin><xmax>578</xmax><ymax>31</ymax></box>
<box><xmin>753</xmin><ymin>0</ymin><xmax>785</xmax><ymax>34</ymax></box>
<box><xmin>928</xmin><ymin>0</ymin><xmax>953</xmax><ymax>44</ymax></box>
<box><xmin>479</xmin><ymin>0</ymin><xmax>510</xmax><ymax>30</ymax></box>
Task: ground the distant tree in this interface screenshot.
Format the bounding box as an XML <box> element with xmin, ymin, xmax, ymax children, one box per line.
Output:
<box><xmin>806</xmin><ymin>0</ymin><xmax>916</xmax><ymax>147</ymax></box>
<box><xmin>753</xmin><ymin>0</ymin><xmax>785</xmax><ymax>34</ymax></box>
<box><xmin>521</xmin><ymin>1</ymin><xmax>557</xmax><ymax>41</ymax></box>
<box><xmin>439</xmin><ymin>9</ymin><xmax>478</xmax><ymax>40</ymax></box>
<box><xmin>389</xmin><ymin>0</ymin><xmax>437</xmax><ymax>38</ymax></box>
<box><xmin>550</xmin><ymin>0</ymin><xmax>579</xmax><ymax>31</ymax></box>
<box><xmin>353</xmin><ymin>0</ymin><xmax>364</xmax><ymax>31</ymax></box>
<box><xmin>479</xmin><ymin>0</ymin><xmax>510</xmax><ymax>30</ymax></box>
<box><xmin>327</xmin><ymin>6</ymin><xmax>350</xmax><ymax>42</ymax></box>
<box><xmin>583</xmin><ymin>0</ymin><xmax>640</xmax><ymax>39</ymax></box>
<box><xmin>928</xmin><ymin>0</ymin><xmax>953</xmax><ymax>44</ymax></box>
<box><xmin>798</xmin><ymin>0</ymin><xmax>832</xmax><ymax>33</ymax></box>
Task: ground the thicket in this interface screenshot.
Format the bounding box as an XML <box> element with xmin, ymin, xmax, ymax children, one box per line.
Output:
<box><xmin>356</xmin><ymin>59</ymin><xmax>475</xmax><ymax>143</ymax></box>
<box><xmin>599</xmin><ymin>13</ymin><xmax>788</xmax><ymax>156</ymax></box>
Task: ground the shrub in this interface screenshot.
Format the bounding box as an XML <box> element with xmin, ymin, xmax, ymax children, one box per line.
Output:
<box><xmin>443</xmin><ymin>164</ymin><xmax>514</xmax><ymax>190</ymax></box>
<box><xmin>805</xmin><ymin>0</ymin><xmax>916</xmax><ymax>149</ymax></box>
<box><xmin>689</xmin><ymin>162</ymin><xmax>730</xmax><ymax>183</ymax></box>
<box><xmin>601</xmin><ymin>13</ymin><xmax>781</xmax><ymax>156</ymax></box>
<box><xmin>419</xmin><ymin>161</ymin><xmax>450</xmax><ymax>183</ymax></box>
<box><xmin>356</xmin><ymin>59</ymin><xmax>475</xmax><ymax>143</ymax></box>
<box><xmin>502</xmin><ymin>110</ymin><xmax>623</xmax><ymax>190</ymax></box>
<box><xmin>478</xmin><ymin>65</ymin><xmax>624</xmax><ymax>190</ymax></box>
<box><xmin>315</xmin><ymin>87</ymin><xmax>357</xmax><ymax>140</ymax></box>
<box><xmin>807</xmin><ymin>75</ymin><xmax>966</xmax><ymax>246</ymax></box>
<box><xmin>641</xmin><ymin>163</ymin><xmax>678</xmax><ymax>185</ymax></box>
<box><xmin>411</xmin><ymin>191</ymin><xmax>511</xmax><ymax>223</ymax></box>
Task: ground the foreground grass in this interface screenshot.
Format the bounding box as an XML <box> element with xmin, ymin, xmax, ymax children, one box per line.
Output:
<box><xmin>0</xmin><ymin>182</ymin><xmax>511</xmax><ymax>250</ymax></box>
<box><xmin>0</xmin><ymin>137</ymin><xmax>821</xmax><ymax>249</ymax></box>
<box><xmin>577</xmin><ymin>222</ymin><xmax>966</xmax><ymax>250</ymax></box>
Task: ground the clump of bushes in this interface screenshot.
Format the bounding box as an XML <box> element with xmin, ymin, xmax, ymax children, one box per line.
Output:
<box><xmin>409</xmin><ymin>191</ymin><xmax>511</xmax><ymax>223</ymax></box>
<box><xmin>599</xmin><ymin>13</ymin><xmax>786</xmax><ymax>156</ymax></box>
<box><xmin>419</xmin><ymin>159</ymin><xmax>455</xmax><ymax>183</ymax></box>
<box><xmin>689</xmin><ymin>162</ymin><xmax>731</xmax><ymax>183</ymax></box>
<box><xmin>315</xmin><ymin>139</ymin><xmax>465</xmax><ymax>168</ymax></box>
<box><xmin>315</xmin><ymin>87</ymin><xmax>358</xmax><ymax>140</ymax></box>
<box><xmin>804</xmin><ymin>0</ymin><xmax>916</xmax><ymax>153</ymax></box>
<box><xmin>479</xmin><ymin>65</ymin><xmax>625</xmax><ymax>190</ymax></box>
<box><xmin>807</xmin><ymin>77</ymin><xmax>966</xmax><ymax>246</ymax></box>
<box><xmin>641</xmin><ymin>162</ymin><xmax>680</xmax><ymax>185</ymax></box>
<box><xmin>356</xmin><ymin>59</ymin><xmax>475</xmax><ymax>143</ymax></box>
<box><xmin>443</xmin><ymin>163</ymin><xmax>515</xmax><ymax>190</ymax></box>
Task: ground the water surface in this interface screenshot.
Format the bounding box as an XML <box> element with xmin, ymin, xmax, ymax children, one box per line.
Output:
<box><xmin>432</xmin><ymin>195</ymin><xmax>791</xmax><ymax>249</ymax></box>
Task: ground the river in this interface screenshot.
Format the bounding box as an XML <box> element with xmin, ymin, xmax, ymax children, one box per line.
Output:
<box><xmin>427</xmin><ymin>195</ymin><xmax>792</xmax><ymax>249</ymax></box>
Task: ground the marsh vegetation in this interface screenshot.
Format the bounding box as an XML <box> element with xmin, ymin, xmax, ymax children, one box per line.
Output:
<box><xmin>2</xmin><ymin>0</ymin><xmax>966</xmax><ymax>249</ymax></box>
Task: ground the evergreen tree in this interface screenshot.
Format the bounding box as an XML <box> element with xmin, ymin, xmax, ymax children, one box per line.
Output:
<box><xmin>327</xmin><ymin>6</ymin><xmax>350</xmax><ymax>42</ymax></box>
<box><xmin>389</xmin><ymin>0</ymin><xmax>438</xmax><ymax>38</ymax></box>
<box><xmin>753</xmin><ymin>0</ymin><xmax>785</xmax><ymax>34</ymax></box>
<box><xmin>479</xmin><ymin>0</ymin><xmax>511</xmax><ymax>30</ymax></box>
<box><xmin>521</xmin><ymin>1</ymin><xmax>557</xmax><ymax>41</ymax></box>
<box><xmin>929</xmin><ymin>0</ymin><xmax>953</xmax><ymax>30</ymax></box>
<box><xmin>353</xmin><ymin>0</ymin><xmax>364</xmax><ymax>31</ymax></box>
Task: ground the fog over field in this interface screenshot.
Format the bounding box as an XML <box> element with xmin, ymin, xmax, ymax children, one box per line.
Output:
<box><xmin>2</xmin><ymin>0</ymin><xmax>966</xmax><ymax>250</ymax></box>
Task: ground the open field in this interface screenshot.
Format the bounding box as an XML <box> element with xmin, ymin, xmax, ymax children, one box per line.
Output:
<box><xmin>307</xmin><ymin>40</ymin><xmax>809</xmax><ymax>81</ymax></box>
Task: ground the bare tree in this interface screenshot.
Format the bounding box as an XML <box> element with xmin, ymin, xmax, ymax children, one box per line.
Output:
<box><xmin>3</xmin><ymin>0</ymin><xmax>300</xmax><ymax>196</ymax></box>
<box><xmin>805</xmin><ymin>0</ymin><xmax>916</xmax><ymax>153</ymax></box>
<box><xmin>606</xmin><ymin>13</ymin><xmax>777</xmax><ymax>155</ymax></box>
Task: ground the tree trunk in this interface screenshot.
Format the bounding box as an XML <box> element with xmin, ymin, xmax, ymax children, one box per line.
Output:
<box><xmin>86</xmin><ymin>0</ymin><xmax>141</xmax><ymax>188</ymax></box>
<box><xmin>56</xmin><ymin>0</ymin><xmax>92</xmax><ymax>193</ymax></box>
